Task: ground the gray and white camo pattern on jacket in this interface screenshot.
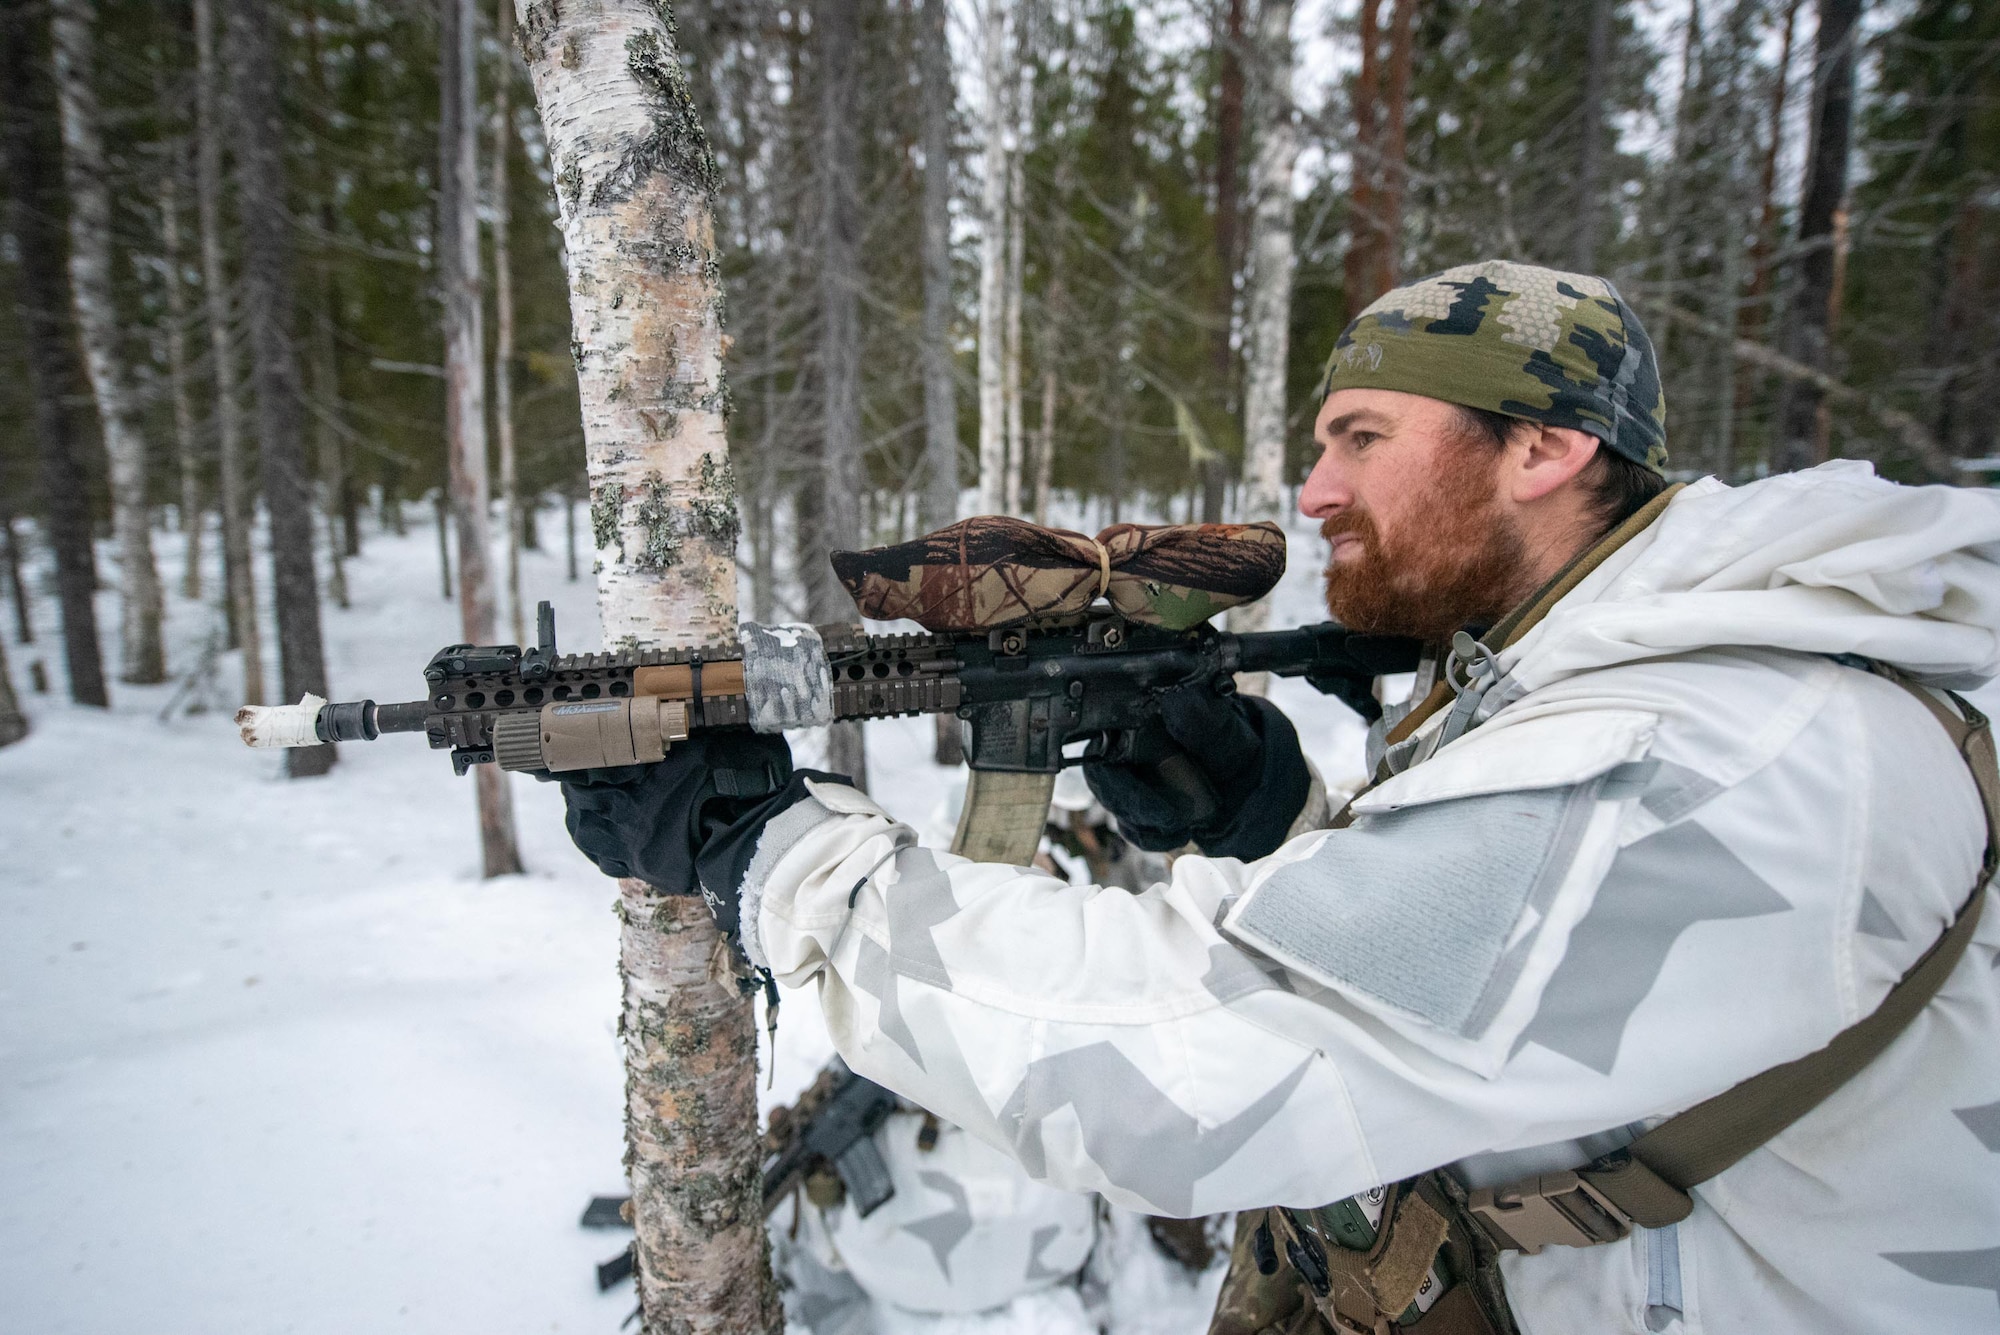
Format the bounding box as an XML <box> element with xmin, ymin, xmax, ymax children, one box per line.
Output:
<box><xmin>743</xmin><ymin>463</ymin><xmax>2000</xmax><ymax>1335</ymax></box>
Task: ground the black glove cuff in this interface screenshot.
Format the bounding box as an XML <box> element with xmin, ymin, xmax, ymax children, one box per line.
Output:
<box><xmin>694</xmin><ymin>770</ymin><xmax>853</xmax><ymax>938</ymax></box>
<box><xmin>1191</xmin><ymin>696</ymin><xmax>1310</xmax><ymax>861</ymax></box>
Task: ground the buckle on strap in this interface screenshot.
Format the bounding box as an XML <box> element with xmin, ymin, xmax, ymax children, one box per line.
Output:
<box><xmin>1467</xmin><ymin>1171</ymin><xmax>1634</xmax><ymax>1254</ymax></box>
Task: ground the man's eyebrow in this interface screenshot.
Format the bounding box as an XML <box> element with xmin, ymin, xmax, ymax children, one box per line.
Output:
<box><xmin>1321</xmin><ymin>411</ymin><xmax>1390</xmax><ymax>438</ymax></box>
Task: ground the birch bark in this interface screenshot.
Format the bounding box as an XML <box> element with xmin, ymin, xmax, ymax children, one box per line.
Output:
<box><xmin>1232</xmin><ymin>0</ymin><xmax>1295</xmax><ymax>689</ymax></box>
<box><xmin>443</xmin><ymin>0</ymin><xmax>522</xmax><ymax>877</ymax></box>
<box><xmin>0</xmin><ymin>0</ymin><xmax>106</xmax><ymax>707</ymax></box>
<box><xmin>817</xmin><ymin>0</ymin><xmax>868</xmax><ymax>789</ymax></box>
<box><xmin>1237</xmin><ymin>0</ymin><xmax>1295</xmax><ymax>540</ymax></box>
<box><xmin>514</xmin><ymin>3</ymin><xmax>780</xmax><ymax>1329</ymax></box>
<box><xmin>50</xmin><ymin>0</ymin><xmax>167</xmax><ymax>684</ymax></box>
<box><xmin>193</xmin><ymin>0</ymin><xmax>262</xmax><ymax>704</ymax></box>
<box><xmin>976</xmin><ymin>0</ymin><xmax>1010</xmax><ymax>515</ymax></box>
<box><xmin>1001</xmin><ymin>35</ymin><xmax>1029</xmax><ymax>516</ymax></box>
<box><xmin>494</xmin><ymin>0</ymin><xmax>526</xmax><ymax>647</ymax></box>
<box><xmin>918</xmin><ymin>0</ymin><xmax>960</xmax><ymax>535</ymax></box>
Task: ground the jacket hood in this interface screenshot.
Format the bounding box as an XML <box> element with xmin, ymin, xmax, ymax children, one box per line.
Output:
<box><xmin>1507</xmin><ymin>460</ymin><xmax>2000</xmax><ymax>691</ymax></box>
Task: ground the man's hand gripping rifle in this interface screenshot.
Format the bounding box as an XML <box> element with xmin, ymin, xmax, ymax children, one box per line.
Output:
<box><xmin>237</xmin><ymin>600</ymin><xmax>1415</xmax><ymax>795</ymax></box>
<box><xmin>235</xmin><ymin>518</ymin><xmax>1421</xmax><ymax>823</ymax></box>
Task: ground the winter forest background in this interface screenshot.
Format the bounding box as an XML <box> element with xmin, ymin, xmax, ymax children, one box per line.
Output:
<box><xmin>0</xmin><ymin>0</ymin><xmax>1996</xmax><ymax>1330</ymax></box>
<box><xmin>2</xmin><ymin>0</ymin><xmax>1997</xmax><ymax>742</ymax></box>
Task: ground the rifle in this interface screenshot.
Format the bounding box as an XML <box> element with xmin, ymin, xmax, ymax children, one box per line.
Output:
<box><xmin>588</xmin><ymin>1060</ymin><xmax>901</xmax><ymax>1291</ymax></box>
<box><xmin>237</xmin><ymin>599</ymin><xmax>1420</xmax><ymax>826</ymax></box>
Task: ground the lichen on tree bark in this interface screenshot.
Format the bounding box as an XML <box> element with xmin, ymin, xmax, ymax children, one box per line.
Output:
<box><xmin>515</xmin><ymin>3</ymin><xmax>778</xmax><ymax>1330</ymax></box>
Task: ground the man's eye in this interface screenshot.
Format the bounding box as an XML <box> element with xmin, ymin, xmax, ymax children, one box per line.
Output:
<box><xmin>1350</xmin><ymin>432</ymin><xmax>1378</xmax><ymax>449</ymax></box>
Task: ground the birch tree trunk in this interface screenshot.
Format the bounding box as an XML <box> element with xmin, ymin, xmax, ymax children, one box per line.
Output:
<box><xmin>50</xmin><ymin>0</ymin><xmax>167</xmax><ymax>685</ymax></box>
<box><xmin>194</xmin><ymin>0</ymin><xmax>262</xmax><ymax>704</ymax></box>
<box><xmin>443</xmin><ymin>0</ymin><xmax>522</xmax><ymax>877</ymax></box>
<box><xmin>918</xmin><ymin>0</ymin><xmax>959</xmax><ymax>536</ymax></box>
<box><xmin>494</xmin><ymin>0</ymin><xmax>526</xmax><ymax>647</ymax></box>
<box><xmin>0</xmin><ymin>0</ymin><xmax>107</xmax><ymax>708</ymax></box>
<box><xmin>817</xmin><ymin>0</ymin><xmax>868</xmax><ymax>789</ymax></box>
<box><xmin>161</xmin><ymin>146</ymin><xmax>204</xmax><ymax>602</ymax></box>
<box><xmin>1204</xmin><ymin>0</ymin><xmax>1246</xmax><ymax>524</ymax></box>
<box><xmin>1233</xmin><ymin>0</ymin><xmax>1296</xmax><ymax>672</ymax></box>
<box><xmin>1002</xmin><ymin>30</ymin><xmax>1030</xmax><ymax>517</ymax></box>
<box><xmin>976</xmin><ymin>0</ymin><xmax>1010</xmax><ymax>515</ymax></box>
<box><xmin>226</xmin><ymin>0</ymin><xmax>333</xmax><ymax>777</ymax></box>
<box><xmin>514</xmin><ymin>3</ymin><xmax>781</xmax><ymax>1329</ymax></box>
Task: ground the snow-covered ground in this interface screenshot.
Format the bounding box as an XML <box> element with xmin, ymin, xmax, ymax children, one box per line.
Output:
<box><xmin>0</xmin><ymin>500</ymin><xmax>1364</xmax><ymax>1335</ymax></box>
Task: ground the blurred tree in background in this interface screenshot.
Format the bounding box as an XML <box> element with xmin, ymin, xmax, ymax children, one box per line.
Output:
<box><xmin>2</xmin><ymin>0</ymin><xmax>1997</xmax><ymax>714</ymax></box>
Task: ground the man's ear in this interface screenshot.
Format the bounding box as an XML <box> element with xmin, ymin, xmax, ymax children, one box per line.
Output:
<box><xmin>1508</xmin><ymin>425</ymin><xmax>1600</xmax><ymax>504</ymax></box>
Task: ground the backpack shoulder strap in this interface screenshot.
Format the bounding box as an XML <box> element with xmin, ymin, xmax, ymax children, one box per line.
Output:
<box><xmin>1470</xmin><ymin>673</ymin><xmax>1997</xmax><ymax>1254</ymax></box>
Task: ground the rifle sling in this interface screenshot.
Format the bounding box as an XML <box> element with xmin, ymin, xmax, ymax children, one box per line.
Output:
<box><xmin>1486</xmin><ymin>672</ymin><xmax>1998</xmax><ymax>1245</ymax></box>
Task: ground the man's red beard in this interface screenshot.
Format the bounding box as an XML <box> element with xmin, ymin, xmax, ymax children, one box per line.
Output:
<box><xmin>1322</xmin><ymin>445</ymin><xmax>1528</xmax><ymax>645</ymax></box>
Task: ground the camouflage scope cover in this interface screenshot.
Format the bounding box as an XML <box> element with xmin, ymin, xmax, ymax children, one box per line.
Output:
<box><xmin>1318</xmin><ymin>259</ymin><xmax>1669</xmax><ymax>474</ymax></box>
<box><xmin>830</xmin><ymin>516</ymin><xmax>1287</xmax><ymax>633</ymax></box>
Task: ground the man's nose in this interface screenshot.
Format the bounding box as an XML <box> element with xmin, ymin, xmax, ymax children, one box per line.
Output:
<box><xmin>1298</xmin><ymin>451</ymin><xmax>1350</xmax><ymax>520</ymax></box>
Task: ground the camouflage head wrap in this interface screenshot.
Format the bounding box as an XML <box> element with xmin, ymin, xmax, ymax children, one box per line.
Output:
<box><xmin>1317</xmin><ymin>260</ymin><xmax>1669</xmax><ymax>473</ymax></box>
<box><xmin>831</xmin><ymin>517</ymin><xmax>1286</xmax><ymax>633</ymax></box>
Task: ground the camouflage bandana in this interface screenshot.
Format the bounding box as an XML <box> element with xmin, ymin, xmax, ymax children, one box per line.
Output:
<box><xmin>1317</xmin><ymin>260</ymin><xmax>1669</xmax><ymax>474</ymax></box>
<box><xmin>830</xmin><ymin>516</ymin><xmax>1287</xmax><ymax>633</ymax></box>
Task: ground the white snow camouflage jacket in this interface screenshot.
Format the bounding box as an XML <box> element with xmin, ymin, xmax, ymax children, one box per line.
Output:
<box><xmin>742</xmin><ymin>461</ymin><xmax>2000</xmax><ymax>1334</ymax></box>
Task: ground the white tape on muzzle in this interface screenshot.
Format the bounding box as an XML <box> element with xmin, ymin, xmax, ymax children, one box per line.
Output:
<box><xmin>236</xmin><ymin>694</ymin><xmax>328</xmax><ymax>748</ymax></box>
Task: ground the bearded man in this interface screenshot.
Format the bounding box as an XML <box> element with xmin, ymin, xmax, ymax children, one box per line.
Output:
<box><xmin>561</xmin><ymin>261</ymin><xmax>2000</xmax><ymax>1333</ymax></box>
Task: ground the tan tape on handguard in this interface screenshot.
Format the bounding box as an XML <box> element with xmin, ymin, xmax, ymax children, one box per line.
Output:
<box><xmin>632</xmin><ymin>660</ymin><xmax>747</xmax><ymax>699</ymax></box>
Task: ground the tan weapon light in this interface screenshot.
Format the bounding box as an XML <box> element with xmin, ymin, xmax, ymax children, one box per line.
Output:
<box><xmin>493</xmin><ymin>697</ymin><xmax>693</xmax><ymax>772</ymax></box>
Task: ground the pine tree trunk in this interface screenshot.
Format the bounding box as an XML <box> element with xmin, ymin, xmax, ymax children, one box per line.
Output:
<box><xmin>918</xmin><ymin>0</ymin><xmax>959</xmax><ymax>537</ymax></box>
<box><xmin>1</xmin><ymin>515</ymin><xmax>32</xmax><ymax>645</ymax></box>
<box><xmin>50</xmin><ymin>0</ymin><xmax>167</xmax><ymax>685</ymax></box>
<box><xmin>443</xmin><ymin>0</ymin><xmax>522</xmax><ymax>877</ymax></box>
<box><xmin>1234</xmin><ymin>0</ymin><xmax>1297</xmax><ymax>675</ymax></box>
<box><xmin>1771</xmin><ymin>0</ymin><xmax>1861</xmax><ymax>474</ymax></box>
<box><xmin>161</xmin><ymin>146</ymin><xmax>205</xmax><ymax>603</ymax></box>
<box><xmin>977</xmin><ymin>0</ymin><xmax>1010</xmax><ymax>515</ymax></box>
<box><xmin>1370</xmin><ymin>0</ymin><xmax>1413</xmax><ymax>299</ymax></box>
<box><xmin>194</xmin><ymin>0</ymin><xmax>262</xmax><ymax>704</ymax></box>
<box><xmin>494</xmin><ymin>0</ymin><xmax>526</xmax><ymax>647</ymax></box>
<box><xmin>513</xmin><ymin>3</ymin><xmax>782</xmax><ymax>1329</ymax></box>
<box><xmin>1343</xmin><ymin>0</ymin><xmax>1381</xmax><ymax>319</ymax></box>
<box><xmin>0</xmin><ymin>0</ymin><xmax>107</xmax><ymax>708</ymax></box>
<box><xmin>226</xmin><ymin>0</ymin><xmax>333</xmax><ymax>776</ymax></box>
<box><xmin>310</xmin><ymin>223</ymin><xmax>349</xmax><ymax>611</ymax></box>
<box><xmin>1569</xmin><ymin>0</ymin><xmax>1613</xmax><ymax>272</ymax></box>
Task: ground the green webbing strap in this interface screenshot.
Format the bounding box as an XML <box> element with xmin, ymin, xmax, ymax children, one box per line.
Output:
<box><xmin>951</xmin><ymin>769</ymin><xmax>1059</xmax><ymax>867</ymax></box>
<box><xmin>1597</xmin><ymin>677</ymin><xmax>1996</xmax><ymax>1214</ymax></box>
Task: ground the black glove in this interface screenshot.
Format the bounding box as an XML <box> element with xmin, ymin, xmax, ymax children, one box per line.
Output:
<box><xmin>557</xmin><ymin>731</ymin><xmax>850</xmax><ymax>940</ymax></box>
<box><xmin>1083</xmin><ymin>684</ymin><xmax>1310</xmax><ymax>861</ymax></box>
